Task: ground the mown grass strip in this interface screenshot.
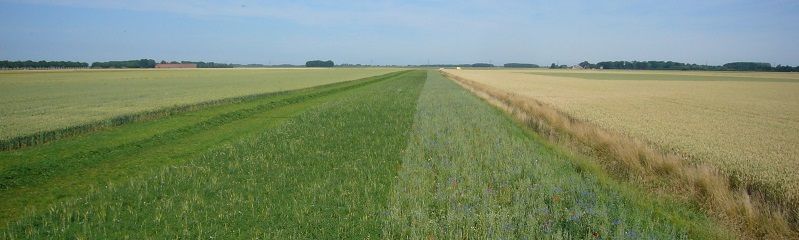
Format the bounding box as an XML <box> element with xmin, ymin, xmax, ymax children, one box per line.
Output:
<box><xmin>0</xmin><ymin>71</ymin><xmax>406</xmax><ymax>226</ymax></box>
<box><xmin>2</xmin><ymin>70</ymin><xmax>426</xmax><ymax>238</ymax></box>
<box><xmin>0</xmin><ymin>71</ymin><xmax>404</xmax><ymax>190</ymax></box>
<box><xmin>383</xmin><ymin>71</ymin><xmax>730</xmax><ymax>239</ymax></box>
<box><xmin>0</xmin><ymin>70</ymin><xmax>404</xmax><ymax>151</ymax></box>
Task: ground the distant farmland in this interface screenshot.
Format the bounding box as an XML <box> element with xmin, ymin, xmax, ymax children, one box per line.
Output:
<box><xmin>2</xmin><ymin>68</ymin><xmax>796</xmax><ymax>238</ymax></box>
<box><xmin>0</xmin><ymin>68</ymin><xmax>397</xmax><ymax>141</ymax></box>
<box><xmin>443</xmin><ymin>68</ymin><xmax>799</xmax><ymax>237</ymax></box>
<box><xmin>1</xmin><ymin>70</ymin><xmax>734</xmax><ymax>238</ymax></box>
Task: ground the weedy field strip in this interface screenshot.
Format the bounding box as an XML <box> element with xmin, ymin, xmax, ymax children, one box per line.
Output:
<box><xmin>0</xmin><ymin>68</ymin><xmax>398</xmax><ymax>141</ymax></box>
<box><xmin>2</xmin><ymin>70</ymin><xmax>425</xmax><ymax>238</ymax></box>
<box><xmin>0</xmin><ymin>71</ymin><xmax>406</xmax><ymax>228</ymax></box>
<box><xmin>444</xmin><ymin>69</ymin><xmax>799</xmax><ymax>206</ymax></box>
<box><xmin>443</xmin><ymin>70</ymin><xmax>799</xmax><ymax>238</ymax></box>
<box><xmin>382</xmin><ymin>71</ymin><xmax>729</xmax><ymax>239</ymax></box>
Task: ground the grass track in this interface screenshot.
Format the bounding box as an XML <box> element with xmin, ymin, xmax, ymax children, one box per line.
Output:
<box><xmin>0</xmin><ymin>71</ymin><xmax>406</xmax><ymax>227</ymax></box>
<box><xmin>2</xmin><ymin>70</ymin><xmax>426</xmax><ymax>238</ymax></box>
<box><xmin>383</xmin><ymin>71</ymin><xmax>729</xmax><ymax>238</ymax></box>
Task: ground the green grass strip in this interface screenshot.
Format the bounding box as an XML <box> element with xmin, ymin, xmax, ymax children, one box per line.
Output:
<box><xmin>2</xmin><ymin>70</ymin><xmax>426</xmax><ymax>238</ymax></box>
<box><xmin>0</xmin><ymin>70</ymin><xmax>405</xmax><ymax>151</ymax></box>
<box><xmin>0</xmin><ymin>71</ymin><xmax>406</xmax><ymax>226</ymax></box>
<box><xmin>383</xmin><ymin>70</ymin><xmax>731</xmax><ymax>238</ymax></box>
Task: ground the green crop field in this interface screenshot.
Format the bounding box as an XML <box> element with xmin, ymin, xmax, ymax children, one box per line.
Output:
<box><xmin>0</xmin><ymin>68</ymin><xmax>397</xmax><ymax>141</ymax></box>
<box><xmin>0</xmin><ymin>70</ymin><xmax>733</xmax><ymax>238</ymax></box>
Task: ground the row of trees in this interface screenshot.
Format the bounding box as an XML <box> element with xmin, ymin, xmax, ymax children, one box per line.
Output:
<box><xmin>0</xmin><ymin>60</ymin><xmax>88</xmax><ymax>68</ymax></box>
<box><xmin>162</xmin><ymin>61</ymin><xmax>235</xmax><ymax>68</ymax></box>
<box><xmin>92</xmin><ymin>60</ymin><xmax>243</xmax><ymax>68</ymax></box>
<box><xmin>774</xmin><ymin>65</ymin><xmax>799</xmax><ymax>72</ymax></box>
<box><xmin>5</xmin><ymin>59</ymin><xmax>797</xmax><ymax>71</ymax></box>
<box><xmin>91</xmin><ymin>59</ymin><xmax>157</xmax><ymax>68</ymax></box>
<box><xmin>305</xmin><ymin>60</ymin><xmax>334</xmax><ymax>67</ymax></box>
<box><xmin>589</xmin><ymin>61</ymin><xmax>719</xmax><ymax>70</ymax></box>
<box><xmin>504</xmin><ymin>63</ymin><xmax>539</xmax><ymax>68</ymax></box>
<box><xmin>471</xmin><ymin>63</ymin><xmax>495</xmax><ymax>67</ymax></box>
<box><xmin>575</xmin><ymin>61</ymin><xmax>799</xmax><ymax>72</ymax></box>
<box><xmin>721</xmin><ymin>62</ymin><xmax>773</xmax><ymax>71</ymax></box>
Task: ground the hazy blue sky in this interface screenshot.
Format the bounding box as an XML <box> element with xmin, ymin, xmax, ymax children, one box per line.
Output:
<box><xmin>1</xmin><ymin>0</ymin><xmax>797</xmax><ymax>66</ymax></box>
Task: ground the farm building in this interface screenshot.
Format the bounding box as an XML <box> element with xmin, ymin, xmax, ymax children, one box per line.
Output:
<box><xmin>155</xmin><ymin>63</ymin><xmax>197</xmax><ymax>68</ymax></box>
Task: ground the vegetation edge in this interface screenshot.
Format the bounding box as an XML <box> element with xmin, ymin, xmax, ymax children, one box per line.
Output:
<box><xmin>440</xmin><ymin>70</ymin><xmax>798</xmax><ymax>239</ymax></box>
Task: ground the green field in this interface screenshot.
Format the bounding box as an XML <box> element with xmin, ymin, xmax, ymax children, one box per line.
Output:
<box><xmin>0</xmin><ymin>68</ymin><xmax>397</xmax><ymax>141</ymax></box>
<box><xmin>0</xmin><ymin>70</ymin><xmax>731</xmax><ymax>238</ymax></box>
<box><xmin>0</xmin><ymin>71</ymin><xmax>405</xmax><ymax>226</ymax></box>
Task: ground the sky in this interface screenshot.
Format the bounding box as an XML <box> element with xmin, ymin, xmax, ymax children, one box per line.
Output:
<box><xmin>1</xmin><ymin>0</ymin><xmax>798</xmax><ymax>66</ymax></box>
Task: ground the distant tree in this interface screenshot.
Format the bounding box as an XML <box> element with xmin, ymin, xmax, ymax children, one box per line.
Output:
<box><xmin>550</xmin><ymin>63</ymin><xmax>558</xmax><ymax>69</ymax></box>
<box><xmin>578</xmin><ymin>61</ymin><xmax>592</xmax><ymax>69</ymax></box>
<box><xmin>504</xmin><ymin>63</ymin><xmax>539</xmax><ymax>68</ymax></box>
<box><xmin>0</xmin><ymin>60</ymin><xmax>89</xmax><ymax>69</ymax></box>
<box><xmin>722</xmin><ymin>62</ymin><xmax>772</xmax><ymax>71</ymax></box>
<box><xmin>471</xmin><ymin>63</ymin><xmax>494</xmax><ymax>67</ymax></box>
<box><xmin>91</xmin><ymin>59</ymin><xmax>157</xmax><ymax>68</ymax></box>
<box><xmin>774</xmin><ymin>65</ymin><xmax>799</xmax><ymax>72</ymax></box>
<box><xmin>305</xmin><ymin>60</ymin><xmax>334</xmax><ymax>67</ymax></box>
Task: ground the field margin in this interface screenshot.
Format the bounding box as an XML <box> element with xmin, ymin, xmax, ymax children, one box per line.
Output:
<box><xmin>441</xmin><ymin>70</ymin><xmax>798</xmax><ymax>239</ymax></box>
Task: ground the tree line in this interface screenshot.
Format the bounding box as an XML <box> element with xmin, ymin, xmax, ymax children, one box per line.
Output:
<box><xmin>0</xmin><ymin>60</ymin><xmax>88</xmax><ymax>69</ymax></box>
<box><xmin>91</xmin><ymin>59</ymin><xmax>156</xmax><ymax>68</ymax></box>
<box><xmin>305</xmin><ymin>60</ymin><xmax>334</xmax><ymax>67</ymax></box>
<box><xmin>92</xmin><ymin>59</ymin><xmax>248</xmax><ymax>68</ymax></box>
<box><xmin>2</xmin><ymin>59</ymin><xmax>325</xmax><ymax>69</ymax></box>
<box><xmin>504</xmin><ymin>63</ymin><xmax>540</xmax><ymax>68</ymax></box>
<box><xmin>160</xmin><ymin>61</ymin><xmax>235</xmax><ymax>68</ymax></box>
<box><xmin>549</xmin><ymin>63</ymin><xmax>569</xmax><ymax>69</ymax></box>
<box><xmin>574</xmin><ymin>60</ymin><xmax>798</xmax><ymax>72</ymax></box>
<box><xmin>4</xmin><ymin>59</ymin><xmax>797</xmax><ymax>72</ymax></box>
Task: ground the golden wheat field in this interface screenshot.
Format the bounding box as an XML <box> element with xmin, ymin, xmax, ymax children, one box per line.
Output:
<box><xmin>443</xmin><ymin>69</ymin><xmax>799</xmax><ymax>203</ymax></box>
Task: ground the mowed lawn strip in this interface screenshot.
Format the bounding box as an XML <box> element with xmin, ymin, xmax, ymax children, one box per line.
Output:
<box><xmin>3</xmin><ymin>70</ymin><xmax>426</xmax><ymax>238</ymax></box>
<box><xmin>0</xmin><ymin>71</ymin><xmax>405</xmax><ymax>227</ymax></box>
<box><xmin>383</xmin><ymin>71</ymin><xmax>730</xmax><ymax>238</ymax></box>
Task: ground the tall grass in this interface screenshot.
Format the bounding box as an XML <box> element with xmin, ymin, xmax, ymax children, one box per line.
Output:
<box><xmin>382</xmin><ymin>71</ymin><xmax>729</xmax><ymax>238</ymax></box>
<box><xmin>442</xmin><ymin>71</ymin><xmax>798</xmax><ymax>238</ymax></box>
